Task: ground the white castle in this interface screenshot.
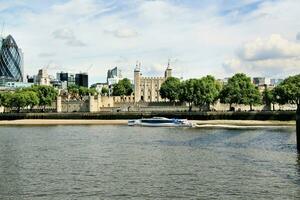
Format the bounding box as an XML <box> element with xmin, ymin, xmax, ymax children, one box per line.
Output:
<box><xmin>134</xmin><ymin>61</ymin><xmax>172</xmax><ymax>102</ymax></box>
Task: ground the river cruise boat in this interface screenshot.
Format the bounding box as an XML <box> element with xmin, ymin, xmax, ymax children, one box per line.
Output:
<box><xmin>128</xmin><ymin>117</ymin><xmax>193</xmax><ymax>127</ymax></box>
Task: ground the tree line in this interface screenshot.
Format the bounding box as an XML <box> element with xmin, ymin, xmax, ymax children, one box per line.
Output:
<box><xmin>159</xmin><ymin>73</ymin><xmax>300</xmax><ymax>112</ymax></box>
<box><xmin>0</xmin><ymin>85</ymin><xmax>58</xmax><ymax>112</ymax></box>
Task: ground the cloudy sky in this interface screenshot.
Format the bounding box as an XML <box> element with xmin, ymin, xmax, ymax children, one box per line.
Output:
<box><xmin>0</xmin><ymin>0</ymin><xmax>299</xmax><ymax>84</ymax></box>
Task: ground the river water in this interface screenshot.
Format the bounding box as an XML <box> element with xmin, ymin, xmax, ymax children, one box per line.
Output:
<box><xmin>0</xmin><ymin>125</ymin><xmax>299</xmax><ymax>199</ymax></box>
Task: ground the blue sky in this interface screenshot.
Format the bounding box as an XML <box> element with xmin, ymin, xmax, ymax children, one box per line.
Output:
<box><xmin>0</xmin><ymin>0</ymin><xmax>299</xmax><ymax>84</ymax></box>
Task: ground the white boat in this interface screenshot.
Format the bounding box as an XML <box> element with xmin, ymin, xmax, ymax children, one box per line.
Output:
<box><xmin>128</xmin><ymin>117</ymin><xmax>194</xmax><ymax>127</ymax></box>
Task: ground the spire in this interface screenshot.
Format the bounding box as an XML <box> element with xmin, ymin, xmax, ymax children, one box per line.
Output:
<box><xmin>167</xmin><ymin>59</ymin><xmax>171</xmax><ymax>69</ymax></box>
<box><xmin>134</xmin><ymin>60</ymin><xmax>140</xmax><ymax>72</ymax></box>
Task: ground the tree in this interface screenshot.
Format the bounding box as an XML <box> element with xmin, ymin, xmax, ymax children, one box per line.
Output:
<box><xmin>0</xmin><ymin>92</ymin><xmax>13</xmax><ymax>112</ymax></box>
<box><xmin>273</xmin><ymin>74</ymin><xmax>300</xmax><ymax>112</ymax></box>
<box><xmin>160</xmin><ymin>77</ymin><xmax>181</xmax><ymax>103</ymax></box>
<box><xmin>193</xmin><ymin>75</ymin><xmax>221</xmax><ymax>111</ymax></box>
<box><xmin>219</xmin><ymin>73</ymin><xmax>261</xmax><ymax>111</ymax></box>
<box><xmin>68</xmin><ymin>85</ymin><xmax>79</xmax><ymax>99</ymax></box>
<box><xmin>31</xmin><ymin>85</ymin><xmax>58</xmax><ymax>110</ymax></box>
<box><xmin>262</xmin><ymin>87</ymin><xmax>275</xmax><ymax>111</ymax></box>
<box><xmin>101</xmin><ymin>87</ymin><xmax>109</xmax><ymax>96</ymax></box>
<box><xmin>25</xmin><ymin>91</ymin><xmax>39</xmax><ymax>110</ymax></box>
<box><xmin>112</xmin><ymin>78</ymin><xmax>133</xmax><ymax>96</ymax></box>
<box><xmin>179</xmin><ymin>79</ymin><xmax>197</xmax><ymax>111</ymax></box>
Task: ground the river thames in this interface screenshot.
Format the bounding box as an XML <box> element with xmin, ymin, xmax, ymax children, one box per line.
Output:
<box><xmin>0</xmin><ymin>125</ymin><xmax>299</xmax><ymax>199</ymax></box>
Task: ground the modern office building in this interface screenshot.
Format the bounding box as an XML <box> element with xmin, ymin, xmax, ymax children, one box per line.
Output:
<box><xmin>75</xmin><ymin>73</ymin><xmax>88</xmax><ymax>87</ymax></box>
<box><xmin>270</xmin><ymin>78</ymin><xmax>283</xmax><ymax>86</ymax></box>
<box><xmin>107</xmin><ymin>67</ymin><xmax>122</xmax><ymax>83</ymax></box>
<box><xmin>57</xmin><ymin>72</ymin><xmax>75</xmax><ymax>88</ymax></box>
<box><xmin>252</xmin><ymin>77</ymin><xmax>266</xmax><ymax>86</ymax></box>
<box><xmin>56</xmin><ymin>72</ymin><xmax>88</xmax><ymax>88</ymax></box>
<box><xmin>0</xmin><ymin>35</ymin><xmax>24</xmax><ymax>86</ymax></box>
<box><xmin>106</xmin><ymin>67</ymin><xmax>122</xmax><ymax>95</ymax></box>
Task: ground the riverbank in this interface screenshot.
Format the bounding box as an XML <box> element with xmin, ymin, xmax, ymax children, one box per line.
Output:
<box><xmin>0</xmin><ymin>119</ymin><xmax>295</xmax><ymax>126</ymax></box>
<box><xmin>0</xmin><ymin>111</ymin><xmax>296</xmax><ymax>121</ymax></box>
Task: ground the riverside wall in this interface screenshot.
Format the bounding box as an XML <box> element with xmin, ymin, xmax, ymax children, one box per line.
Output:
<box><xmin>0</xmin><ymin>111</ymin><xmax>296</xmax><ymax>121</ymax></box>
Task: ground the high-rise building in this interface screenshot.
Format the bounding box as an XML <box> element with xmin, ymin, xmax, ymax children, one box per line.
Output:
<box><xmin>0</xmin><ymin>35</ymin><xmax>24</xmax><ymax>86</ymax></box>
<box><xmin>253</xmin><ymin>77</ymin><xmax>266</xmax><ymax>86</ymax></box>
<box><xmin>107</xmin><ymin>67</ymin><xmax>122</xmax><ymax>83</ymax></box>
<box><xmin>270</xmin><ymin>78</ymin><xmax>283</xmax><ymax>86</ymax></box>
<box><xmin>106</xmin><ymin>67</ymin><xmax>122</xmax><ymax>96</ymax></box>
<box><xmin>36</xmin><ymin>69</ymin><xmax>51</xmax><ymax>86</ymax></box>
<box><xmin>75</xmin><ymin>73</ymin><xmax>88</xmax><ymax>87</ymax></box>
<box><xmin>56</xmin><ymin>72</ymin><xmax>88</xmax><ymax>88</ymax></box>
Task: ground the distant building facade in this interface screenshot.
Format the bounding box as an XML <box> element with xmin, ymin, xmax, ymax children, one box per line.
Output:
<box><xmin>134</xmin><ymin>62</ymin><xmax>172</xmax><ymax>102</ymax></box>
<box><xmin>0</xmin><ymin>35</ymin><xmax>24</xmax><ymax>86</ymax></box>
<box><xmin>253</xmin><ymin>77</ymin><xmax>266</xmax><ymax>86</ymax></box>
<box><xmin>107</xmin><ymin>67</ymin><xmax>122</xmax><ymax>83</ymax></box>
<box><xmin>270</xmin><ymin>78</ymin><xmax>283</xmax><ymax>86</ymax></box>
<box><xmin>5</xmin><ymin>81</ymin><xmax>33</xmax><ymax>88</ymax></box>
<box><xmin>90</xmin><ymin>82</ymin><xmax>108</xmax><ymax>94</ymax></box>
<box><xmin>75</xmin><ymin>73</ymin><xmax>88</xmax><ymax>87</ymax></box>
<box><xmin>56</xmin><ymin>72</ymin><xmax>88</xmax><ymax>88</ymax></box>
<box><xmin>36</xmin><ymin>69</ymin><xmax>51</xmax><ymax>86</ymax></box>
<box><xmin>106</xmin><ymin>67</ymin><xmax>122</xmax><ymax>96</ymax></box>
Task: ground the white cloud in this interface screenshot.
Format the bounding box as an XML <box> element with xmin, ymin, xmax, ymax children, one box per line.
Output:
<box><xmin>52</xmin><ymin>28</ymin><xmax>86</xmax><ymax>47</ymax></box>
<box><xmin>104</xmin><ymin>28</ymin><xmax>138</xmax><ymax>38</ymax></box>
<box><xmin>2</xmin><ymin>0</ymin><xmax>300</xmax><ymax>84</ymax></box>
<box><xmin>237</xmin><ymin>34</ymin><xmax>300</xmax><ymax>61</ymax></box>
<box><xmin>223</xmin><ymin>34</ymin><xmax>300</xmax><ymax>77</ymax></box>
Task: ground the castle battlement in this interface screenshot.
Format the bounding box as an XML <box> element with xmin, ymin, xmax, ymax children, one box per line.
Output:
<box><xmin>134</xmin><ymin>62</ymin><xmax>172</xmax><ymax>102</ymax></box>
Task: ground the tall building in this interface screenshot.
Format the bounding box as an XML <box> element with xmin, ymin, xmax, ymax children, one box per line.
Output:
<box><xmin>75</xmin><ymin>73</ymin><xmax>88</xmax><ymax>87</ymax></box>
<box><xmin>134</xmin><ymin>62</ymin><xmax>172</xmax><ymax>102</ymax></box>
<box><xmin>107</xmin><ymin>67</ymin><xmax>122</xmax><ymax>83</ymax></box>
<box><xmin>253</xmin><ymin>77</ymin><xmax>266</xmax><ymax>86</ymax></box>
<box><xmin>106</xmin><ymin>67</ymin><xmax>122</xmax><ymax>96</ymax></box>
<box><xmin>36</xmin><ymin>69</ymin><xmax>51</xmax><ymax>86</ymax></box>
<box><xmin>270</xmin><ymin>78</ymin><xmax>283</xmax><ymax>86</ymax></box>
<box><xmin>56</xmin><ymin>72</ymin><xmax>88</xmax><ymax>88</ymax></box>
<box><xmin>0</xmin><ymin>35</ymin><xmax>24</xmax><ymax>86</ymax></box>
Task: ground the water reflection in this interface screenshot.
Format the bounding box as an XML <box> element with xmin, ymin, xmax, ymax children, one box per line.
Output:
<box><xmin>0</xmin><ymin>126</ymin><xmax>299</xmax><ymax>199</ymax></box>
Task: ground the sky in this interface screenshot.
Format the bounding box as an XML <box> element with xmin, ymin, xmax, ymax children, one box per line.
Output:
<box><xmin>0</xmin><ymin>0</ymin><xmax>299</xmax><ymax>84</ymax></box>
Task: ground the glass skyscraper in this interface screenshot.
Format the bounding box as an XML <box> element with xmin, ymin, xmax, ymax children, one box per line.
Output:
<box><xmin>0</xmin><ymin>35</ymin><xmax>24</xmax><ymax>85</ymax></box>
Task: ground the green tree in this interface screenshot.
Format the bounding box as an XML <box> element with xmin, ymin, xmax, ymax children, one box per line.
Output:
<box><xmin>25</xmin><ymin>91</ymin><xmax>39</xmax><ymax>110</ymax></box>
<box><xmin>10</xmin><ymin>92</ymin><xmax>28</xmax><ymax>112</ymax></box>
<box><xmin>101</xmin><ymin>87</ymin><xmax>109</xmax><ymax>95</ymax></box>
<box><xmin>262</xmin><ymin>87</ymin><xmax>275</xmax><ymax>111</ymax></box>
<box><xmin>160</xmin><ymin>77</ymin><xmax>181</xmax><ymax>103</ymax></box>
<box><xmin>32</xmin><ymin>85</ymin><xmax>58</xmax><ymax>110</ymax></box>
<box><xmin>193</xmin><ymin>75</ymin><xmax>221</xmax><ymax>111</ymax></box>
<box><xmin>219</xmin><ymin>73</ymin><xmax>261</xmax><ymax>111</ymax></box>
<box><xmin>179</xmin><ymin>79</ymin><xmax>197</xmax><ymax>111</ymax></box>
<box><xmin>68</xmin><ymin>85</ymin><xmax>80</xmax><ymax>99</ymax></box>
<box><xmin>112</xmin><ymin>78</ymin><xmax>133</xmax><ymax>96</ymax></box>
<box><xmin>273</xmin><ymin>74</ymin><xmax>300</xmax><ymax>112</ymax></box>
<box><xmin>0</xmin><ymin>92</ymin><xmax>13</xmax><ymax>112</ymax></box>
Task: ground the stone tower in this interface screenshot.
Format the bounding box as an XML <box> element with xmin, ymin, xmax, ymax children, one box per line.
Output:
<box><xmin>134</xmin><ymin>62</ymin><xmax>141</xmax><ymax>102</ymax></box>
<box><xmin>164</xmin><ymin>60</ymin><xmax>172</xmax><ymax>79</ymax></box>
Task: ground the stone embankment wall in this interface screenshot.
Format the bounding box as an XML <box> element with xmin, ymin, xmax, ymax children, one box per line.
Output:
<box><xmin>0</xmin><ymin>95</ymin><xmax>297</xmax><ymax>113</ymax></box>
<box><xmin>0</xmin><ymin>111</ymin><xmax>296</xmax><ymax>121</ymax></box>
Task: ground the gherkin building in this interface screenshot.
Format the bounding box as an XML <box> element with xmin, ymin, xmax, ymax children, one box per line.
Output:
<box><xmin>0</xmin><ymin>35</ymin><xmax>24</xmax><ymax>85</ymax></box>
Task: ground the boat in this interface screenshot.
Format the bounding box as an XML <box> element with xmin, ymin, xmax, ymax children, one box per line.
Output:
<box><xmin>128</xmin><ymin>117</ymin><xmax>194</xmax><ymax>127</ymax></box>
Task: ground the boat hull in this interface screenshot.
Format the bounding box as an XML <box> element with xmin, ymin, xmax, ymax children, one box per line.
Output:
<box><xmin>128</xmin><ymin>119</ymin><xmax>193</xmax><ymax>127</ymax></box>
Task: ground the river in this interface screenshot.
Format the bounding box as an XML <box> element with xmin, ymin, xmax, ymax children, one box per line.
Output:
<box><xmin>0</xmin><ymin>125</ymin><xmax>299</xmax><ymax>199</ymax></box>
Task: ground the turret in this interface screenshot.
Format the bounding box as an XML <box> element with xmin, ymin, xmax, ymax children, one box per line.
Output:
<box><xmin>134</xmin><ymin>61</ymin><xmax>141</xmax><ymax>102</ymax></box>
<box><xmin>164</xmin><ymin>60</ymin><xmax>172</xmax><ymax>79</ymax></box>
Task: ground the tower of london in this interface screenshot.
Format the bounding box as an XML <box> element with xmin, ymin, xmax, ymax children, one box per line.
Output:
<box><xmin>134</xmin><ymin>62</ymin><xmax>172</xmax><ymax>102</ymax></box>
